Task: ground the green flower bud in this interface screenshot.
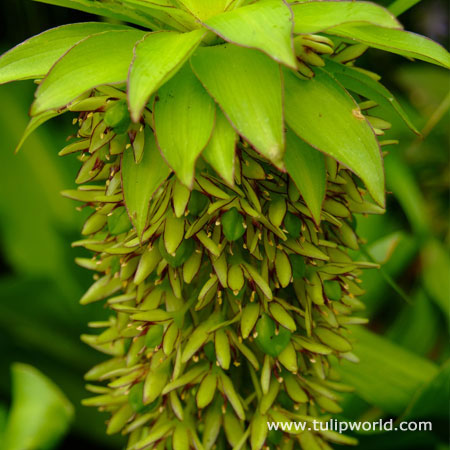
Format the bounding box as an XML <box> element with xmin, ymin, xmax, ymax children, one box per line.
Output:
<box><xmin>158</xmin><ymin>237</ymin><xmax>195</xmax><ymax>268</ymax></box>
<box><xmin>104</xmin><ymin>99</ymin><xmax>131</xmax><ymax>134</ymax></box>
<box><xmin>221</xmin><ymin>207</ymin><xmax>245</xmax><ymax>241</ymax></box>
<box><xmin>255</xmin><ymin>314</ymin><xmax>291</xmax><ymax>357</ymax></box>
<box><xmin>323</xmin><ymin>280</ymin><xmax>342</xmax><ymax>301</ymax></box>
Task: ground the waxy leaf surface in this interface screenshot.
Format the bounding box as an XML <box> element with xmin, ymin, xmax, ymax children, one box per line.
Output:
<box><xmin>285</xmin><ymin>128</ymin><xmax>326</xmax><ymax>224</ymax></box>
<box><xmin>34</xmin><ymin>0</ymin><xmax>172</xmax><ymax>29</ymax></box>
<box><xmin>120</xmin><ymin>0</ymin><xmax>199</xmax><ymax>31</ymax></box>
<box><xmin>330</xmin><ymin>24</ymin><xmax>450</xmax><ymax>68</ymax></box>
<box><xmin>292</xmin><ymin>1</ymin><xmax>401</xmax><ymax>34</ymax></box>
<box><xmin>284</xmin><ymin>69</ymin><xmax>385</xmax><ymax>206</ymax></box>
<box><xmin>202</xmin><ymin>108</ymin><xmax>237</xmax><ymax>186</ymax></box>
<box><xmin>0</xmin><ymin>22</ymin><xmax>128</xmax><ymax>84</ymax></box>
<box><xmin>177</xmin><ymin>0</ymin><xmax>230</xmax><ymax>20</ymax></box>
<box><xmin>122</xmin><ymin>128</ymin><xmax>171</xmax><ymax>238</ymax></box>
<box><xmin>324</xmin><ymin>59</ymin><xmax>419</xmax><ymax>134</ymax></box>
<box><xmin>128</xmin><ymin>29</ymin><xmax>205</xmax><ymax>121</ymax></box>
<box><xmin>191</xmin><ymin>44</ymin><xmax>285</xmax><ymax>168</ymax></box>
<box><xmin>205</xmin><ymin>0</ymin><xmax>296</xmax><ymax>68</ymax></box>
<box><xmin>32</xmin><ymin>29</ymin><xmax>145</xmax><ymax>115</ymax></box>
<box><xmin>154</xmin><ymin>64</ymin><xmax>215</xmax><ymax>187</ymax></box>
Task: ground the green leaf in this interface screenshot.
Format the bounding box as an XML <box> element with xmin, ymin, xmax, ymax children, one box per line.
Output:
<box><xmin>202</xmin><ymin>108</ymin><xmax>237</xmax><ymax>186</ymax></box>
<box><xmin>3</xmin><ymin>363</ymin><xmax>74</xmax><ymax>450</ymax></box>
<box><xmin>107</xmin><ymin>206</ymin><xmax>133</xmax><ymax>235</ymax></box>
<box><xmin>0</xmin><ymin>84</ymin><xmax>80</xmax><ymax>293</ymax></box>
<box><xmin>324</xmin><ymin>59</ymin><xmax>419</xmax><ymax>135</ymax></box>
<box><xmin>329</xmin><ymin>24</ymin><xmax>450</xmax><ymax>68</ymax></box>
<box><xmin>421</xmin><ymin>239</ymin><xmax>450</xmax><ymax>322</ymax></box>
<box><xmin>284</xmin><ymin>68</ymin><xmax>385</xmax><ymax>206</ymax></box>
<box><xmin>359</xmin><ymin>232</ymin><xmax>418</xmax><ymax>318</ymax></box>
<box><xmin>403</xmin><ymin>360</ymin><xmax>450</xmax><ymax>420</ymax></box>
<box><xmin>121</xmin><ymin>127</ymin><xmax>171</xmax><ymax>238</ymax></box>
<box><xmin>255</xmin><ymin>314</ymin><xmax>291</xmax><ymax>357</ymax></box>
<box><xmin>120</xmin><ymin>0</ymin><xmax>199</xmax><ymax>31</ymax></box>
<box><xmin>128</xmin><ymin>29</ymin><xmax>205</xmax><ymax>122</ymax></box>
<box><xmin>33</xmin><ymin>0</ymin><xmax>168</xmax><ymax>29</ymax></box>
<box><xmin>0</xmin><ymin>405</ymin><xmax>6</xmax><ymax>443</ymax></box>
<box><xmin>205</xmin><ymin>0</ymin><xmax>296</xmax><ymax>68</ymax></box>
<box><xmin>31</xmin><ymin>29</ymin><xmax>145</xmax><ymax>115</ymax></box>
<box><xmin>15</xmin><ymin>110</ymin><xmax>63</xmax><ymax>153</ymax></box>
<box><xmin>335</xmin><ymin>327</ymin><xmax>438</xmax><ymax>415</ymax></box>
<box><xmin>388</xmin><ymin>0</ymin><xmax>422</xmax><ymax>17</ymax></box>
<box><xmin>177</xmin><ymin>0</ymin><xmax>230</xmax><ymax>20</ymax></box>
<box><xmin>284</xmin><ymin>128</ymin><xmax>326</xmax><ymax>224</ymax></box>
<box><xmin>222</xmin><ymin>208</ymin><xmax>245</xmax><ymax>241</ymax></box>
<box><xmin>0</xmin><ymin>22</ymin><xmax>128</xmax><ymax>84</ymax></box>
<box><xmin>154</xmin><ymin>64</ymin><xmax>215</xmax><ymax>187</ymax></box>
<box><xmin>291</xmin><ymin>1</ymin><xmax>401</xmax><ymax>34</ymax></box>
<box><xmin>191</xmin><ymin>44</ymin><xmax>285</xmax><ymax>168</ymax></box>
<box><xmin>387</xmin><ymin>290</ymin><xmax>439</xmax><ymax>356</ymax></box>
<box><xmin>385</xmin><ymin>152</ymin><xmax>428</xmax><ymax>235</ymax></box>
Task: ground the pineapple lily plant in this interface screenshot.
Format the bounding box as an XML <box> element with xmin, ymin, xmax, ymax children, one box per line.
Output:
<box><xmin>1</xmin><ymin>1</ymin><xmax>449</xmax><ymax>449</ymax></box>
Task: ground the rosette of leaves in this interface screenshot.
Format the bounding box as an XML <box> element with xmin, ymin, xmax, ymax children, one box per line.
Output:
<box><xmin>1</xmin><ymin>1</ymin><xmax>449</xmax><ymax>449</ymax></box>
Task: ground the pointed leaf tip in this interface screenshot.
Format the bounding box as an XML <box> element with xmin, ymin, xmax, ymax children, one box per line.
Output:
<box><xmin>128</xmin><ymin>29</ymin><xmax>205</xmax><ymax>122</ymax></box>
<box><xmin>15</xmin><ymin>110</ymin><xmax>62</xmax><ymax>153</ymax></box>
<box><xmin>122</xmin><ymin>127</ymin><xmax>171</xmax><ymax>238</ymax></box>
<box><xmin>324</xmin><ymin>59</ymin><xmax>420</xmax><ymax>135</ymax></box>
<box><xmin>202</xmin><ymin>108</ymin><xmax>237</xmax><ymax>186</ymax></box>
<box><xmin>154</xmin><ymin>64</ymin><xmax>215</xmax><ymax>188</ymax></box>
<box><xmin>285</xmin><ymin>128</ymin><xmax>326</xmax><ymax>224</ymax></box>
<box><xmin>0</xmin><ymin>22</ymin><xmax>130</xmax><ymax>85</ymax></box>
<box><xmin>31</xmin><ymin>29</ymin><xmax>145</xmax><ymax>115</ymax></box>
<box><xmin>329</xmin><ymin>24</ymin><xmax>450</xmax><ymax>69</ymax></box>
<box><xmin>204</xmin><ymin>0</ymin><xmax>296</xmax><ymax>68</ymax></box>
<box><xmin>191</xmin><ymin>44</ymin><xmax>285</xmax><ymax>167</ymax></box>
<box><xmin>291</xmin><ymin>1</ymin><xmax>402</xmax><ymax>34</ymax></box>
<box><xmin>284</xmin><ymin>68</ymin><xmax>385</xmax><ymax>207</ymax></box>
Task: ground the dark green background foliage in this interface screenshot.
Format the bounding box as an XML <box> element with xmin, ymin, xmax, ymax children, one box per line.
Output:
<box><xmin>0</xmin><ymin>1</ymin><xmax>448</xmax><ymax>449</ymax></box>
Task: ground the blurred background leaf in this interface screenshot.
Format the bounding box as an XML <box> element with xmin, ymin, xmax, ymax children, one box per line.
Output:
<box><xmin>2</xmin><ymin>363</ymin><xmax>74</xmax><ymax>450</ymax></box>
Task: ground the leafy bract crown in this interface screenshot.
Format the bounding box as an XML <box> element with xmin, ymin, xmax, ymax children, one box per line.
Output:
<box><xmin>0</xmin><ymin>0</ymin><xmax>449</xmax><ymax>228</ymax></box>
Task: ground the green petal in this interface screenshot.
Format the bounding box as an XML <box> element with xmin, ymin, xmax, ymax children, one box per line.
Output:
<box><xmin>292</xmin><ymin>1</ymin><xmax>401</xmax><ymax>34</ymax></box>
<box><xmin>121</xmin><ymin>128</ymin><xmax>171</xmax><ymax>239</ymax></box>
<box><xmin>128</xmin><ymin>29</ymin><xmax>205</xmax><ymax>122</ymax></box>
<box><xmin>202</xmin><ymin>107</ymin><xmax>237</xmax><ymax>186</ymax></box>
<box><xmin>191</xmin><ymin>44</ymin><xmax>285</xmax><ymax>168</ymax></box>
<box><xmin>284</xmin><ymin>68</ymin><xmax>385</xmax><ymax>206</ymax></box>
<box><xmin>154</xmin><ymin>64</ymin><xmax>215</xmax><ymax>188</ymax></box>
<box><xmin>285</xmin><ymin>128</ymin><xmax>326</xmax><ymax>225</ymax></box>
<box><xmin>31</xmin><ymin>29</ymin><xmax>145</xmax><ymax>115</ymax></box>
<box><xmin>0</xmin><ymin>22</ymin><xmax>128</xmax><ymax>84</ymax></box>
<box><xmin>205</xmin><ymin>0</ymin><xmax>296</xmax><ymax>68</ymax></box>
<box><xmin>329</xmin><ymin>24</ymin><xmax>450</xmax><ymax>68</ymax></box>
